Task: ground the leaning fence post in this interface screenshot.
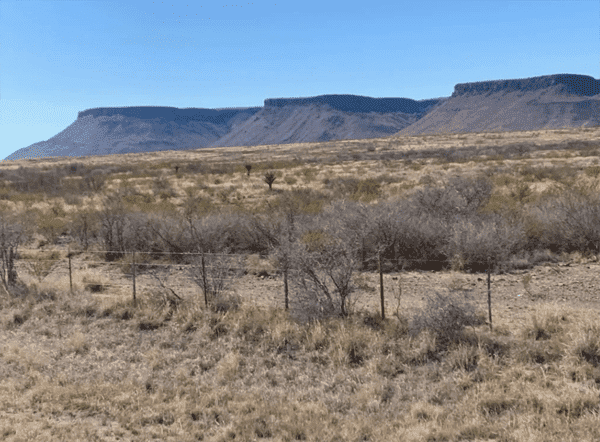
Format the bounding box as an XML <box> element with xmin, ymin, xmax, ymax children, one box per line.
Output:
<box><xmin>487</xmin><ymin>258</ymin><xmax>492</xmax><ymax>332</ymax></box>
<box><xmin>202</xmin><ymin>250</ymin><xmax>208</xmax><ymax>308</ymax></box>
<box><xmin>132</xmin><ymin>251</ymin><xmax>137</xmax><ymax>307</ymax></box>
<box><xmin>378</xmin><ymin>250</ymin><xmax>385</xmax><ymax>320</ymax></box>
<box><xmin>68</xmin><ymin>246</ymin><xmax>73</xmax><ymax>295</ymax></box>
<box><xmin>284</xmin><ymin>267</ymin><xmax>289</xmax><ymax>311</ymax></box>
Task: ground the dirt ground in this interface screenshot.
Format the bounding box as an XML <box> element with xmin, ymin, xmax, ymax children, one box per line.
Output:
<box><xmin>16</xmin><ymin>247</ymin><xmax>600</xmax><ymax>328</ymax></box>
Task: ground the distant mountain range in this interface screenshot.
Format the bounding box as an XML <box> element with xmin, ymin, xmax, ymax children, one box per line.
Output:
<box><xmin>5</xmin><ymin>73</ymin><xmax>600</xmax><ymax>161</ymax></box>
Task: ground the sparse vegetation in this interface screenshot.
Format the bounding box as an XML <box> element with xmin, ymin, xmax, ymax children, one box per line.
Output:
<box><xmin>263</xmin><ymin>170</ymin><xmax>277</xmax><ymax>190</ymax></box>
<box><xmin>0</xmin><ymin>126</ymin><xmax>599</xmax><ymax>439</ymax></box>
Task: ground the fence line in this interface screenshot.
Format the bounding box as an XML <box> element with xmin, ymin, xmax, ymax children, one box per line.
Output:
<box><xmin>17</xmin><ymin>247</ymin><xmax>248</xmax><ymax>258</ymax></box>
<box><xmin>17</xmin><ymin>247</ymin><xmax>500</xmax><ymax>265</ymax></box>
<box><xmin>12</xmin><ymin>246</ymin><xmax>502</xmax><ymax>328</ymax></box>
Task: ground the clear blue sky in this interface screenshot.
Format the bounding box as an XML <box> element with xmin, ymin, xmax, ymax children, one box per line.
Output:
<box><xmin>1</xmin><ymin>0</ymin><xmax>598</xmax><ymax>160</ymax></box>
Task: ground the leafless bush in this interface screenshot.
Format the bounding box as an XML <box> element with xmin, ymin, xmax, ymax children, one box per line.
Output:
<box><xmin>0</xmin><ymin>212</ymin><xmax>29</xmax><ymax>292</ymax></box>
<box><xmin>445</xmin><ymin>216</ymin><xmax>524</xmax><ymax>272</ymax></box>
<box><xmin>69</xmin><ymin>210</ymin><xmax>100</xmax><ymax>250</ymax></box>
<box><xmin>321</xmin><ymin>200</ymin><xmax>371</xmax><ymax>269</ymax></box>
<box><xmin>99</xmin><ymin>193</ymin><xmax>129</xmax><ymax>261</ymax></box>
<box><xmin>82</xmin><ymin>169</ymin><xmax>106</xmax><ymax>192</ymax></box>
<box><xmin>411</xmin><ymin>290</ymin><xmax>484</xmax><ymax>349</ymax></box>
<box><xmin>188</xmin><ymin>252</ymin><xmax>244</xmax><ymax>309</ymax></box>
<box><xmin>410</xmin><ymin>176</ymin><xmax>492</xmax><ymax>221</ymax></box>
<box><xmin>395</xmin><ymin>213</ymin><xmax>449</xmax><ymax>270</ymax></box>
<box><xmin>292</xmin><ymin>229</ymin><xmax>358</xmax><ymax>318</ymax></box>
<box><xmin>556</xmin><ymin>191</ymin><xmax>600</xmax><ymax>254</ymax></box>
<box><xmin>9</xmin><ymin>168</ymin><xmax>64</xmax><ymax>195</ymax></box>
<box><xmin>99</xmin><ymin>193</ymin><xmax>158</xmax><ymax>260</ymax></box>
<box><xmin>525</xmin><ymin>189</ymin><xmax>600</xmax><ymax>255</ymax></box>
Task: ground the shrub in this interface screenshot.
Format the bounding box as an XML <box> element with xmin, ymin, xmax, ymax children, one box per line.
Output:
<box><xmin>0</xmin><ymin>212</ymin><xmax>29</xmax><ymax>290</ymax></box>
<box><xmin>557</xmin><ymin>192</ymin><xmax>600</xmax><ymax>254</ymax></box>
<box><xmin>575</xmin><ymin>327</ymin><xmax>600</xmax><ymax>367</ymax></box>
<box><xmin>264</xmin><ymin>171</ymin><xmax>277</xmax><ymax>191</ymax></box>
<box><xmin>445</xmin><ymin>216</ymin><xmax>524</xmax><ymax>272</ymax></box>
<box><xmin>188</xmin><ymin>252</ymin><xmax>244</xmax><ymax>308</ymax></box>
<box><xmin>270</xmin><ymin>188</ymin><xmax>330</xmax><ymax>216</ymax></box>
<box><xmin>395</xmin><ymin>213</ymin><xmax>449</xmax><ymax>270</ymax></box>
<box><xmin>293</xmin><ymin>234</ymin><xmax>358</xmax><ymax>318</ymax></box>
<box><xmin>411</xmin><ymin>290</ymin><xmax>484</xmax><ymax>349</ymax></box>
<box><xmin>324</xmin><ymin>177</ymin><xmax>382</xmax><ymax>201</ymax></box>
<box><xmin>410</xmin><ymin>176</ymin><xmax>492</xmax><ymax>221</ymax></box>
<box><xmin>68</xmin><ymin>210</ymin><xmax>100</xmax><ymax>250</ymax></box>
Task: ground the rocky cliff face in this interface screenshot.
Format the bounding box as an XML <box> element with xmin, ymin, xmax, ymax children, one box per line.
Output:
<box><xmin>5</xmin><ymin>106</ymin><xmax>261</xmax><ymax>161</ymax></box>
<box><xmin>397</xmin><ymin>74</ymin><xmax>600</xmax><ymax>136</ymax></box>
<box><xmin>263</xmin><ymin>94</ymin><xmax>441</xmax><ymax>113</ymax></box>
<box><xmin>211</xmin><ymin>96</ymin><xmax>444</xmax><ymax>148</ymax></box>
<box><xmin>451</xmin><ymin>74</ymin><xmax>600</xmax><ymax>97</ymax></box>
<box><xmin>5</xmin><ymin>96</ymin><xmax>443</xmax><ymax>161</ymax></box>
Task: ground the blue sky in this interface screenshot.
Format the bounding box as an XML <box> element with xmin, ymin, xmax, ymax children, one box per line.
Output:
<box><xmin>1</xmin><ymin>0</ymin><xmax>598</xmax><ymax>160</ymax></box>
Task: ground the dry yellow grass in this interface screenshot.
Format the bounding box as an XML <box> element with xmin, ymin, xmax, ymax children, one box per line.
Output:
<box><xmin>0</xmin><ymin>126</ymin><xmax>600</xmax><ymax>440</ymax></box>
<box><xmin>1</xmin><ymin>285</ymin><xmax>600</xmax><ymax>441</ymax></box>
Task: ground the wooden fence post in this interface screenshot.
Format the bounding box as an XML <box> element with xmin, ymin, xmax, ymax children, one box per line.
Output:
<box><xmin>202</xmin><ymin>251</ymin><xmax>208</xmax><ymax>308</ymax></box>
<box><xmin>378</xmin><ymin>250</ymin><xmax>385</xmax><ymax>320</ymax></box>
<box><xmin>284</xmin><ymin>268</ymin><xmax>289</xmax><ymax>311</ymax></box>
<box><xmin>487</xmin><ymin>259</ymin><xmax>492</xmax><ymax>332</ymax></box>
<box><xmin>132</xmin><ymin>251</ymin><xmax>137</xmax><ymax>307</ymax></box>
<box><xmin>68</xmin><ymin>246</ymin><xmax>73</xmax><ymax>295</ymax></box>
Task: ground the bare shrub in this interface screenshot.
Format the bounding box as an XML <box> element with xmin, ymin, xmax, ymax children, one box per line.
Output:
<box><xmin>293</xmin><ymin>231</ymin><xmax>357</xmax><ymax>318</ymax></box>
<box><xmin>396</xmin><ymin>213</ymin><xmax>448</xmax><ymax>270</ymax></box>
<box><xmin>9</xmin><ymin>167</ymin><xmax>64</xmax><ymax>195</ymax></box>
<box><xmin>82</xmin><ymin>169</ymin><xmax>106</xmax><ymax>192</ymax></box>
<box><xmin>321</xmin><ymin>200</ymin><xmax>372</xmax><ymax>269</ymax></box>
<box><xmin>557</xmin><ymin>191</ymin><xmax>600</xmax><ymax>254</ymax></box>
<box><xmin>24</xmin><ymin>251</ymin><xmax>60</xmax><ymax>284</ymax></box>
<box><xmin>188</xmin><ymin>252</ymin><xmax>244</xmax><ymax>309</ymax></box>
<box><xmin>69</xmin><ymin>210</ymin><xmax>100</xmax><ymax>250</ymax></box>
<box><xmin>99</xmin><ymin>192</ymin><xmax>130</xmax><ymax>261</ymax></box>
<box><xmin>411</xmin><ymin>290</ymin><xmax>484</xmax><ymax>349</ymax></box>
<box><xmin>410</xmin><ymin>176</ymin><xmax>492</xmax><ymax>221</ymax></box>
<box><xmin>445</xmin><ymin>216</ymin><xmax>524</xmax><ymax>272</ymax></box>
<box><xmin>525</xmin><ymin>188</ymin><xmax>600</xmax><ymax>255</ymax></box>
<box><xmin>99</xmin><ymin>193</ymin><xmax>158</xmax><ymax>260</ymax></box>
<box><xmin>0</xmin><ymin>212</ymin><xmax>30</xmax><ymax>292</ymax></box>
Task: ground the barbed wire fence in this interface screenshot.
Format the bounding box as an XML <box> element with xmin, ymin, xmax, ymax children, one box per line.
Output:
<box><xmin>11</xmin><ymin>246</ymin><xmax>502</xmax><ymax>329</ymax></box>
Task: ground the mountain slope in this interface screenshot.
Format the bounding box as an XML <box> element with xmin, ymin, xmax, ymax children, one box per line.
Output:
<box><xmin>211</xmin><ymin>95</ymin><xmax>444</xmax><ymax>147</ymax></box>
<box><xmin>4</xmin><ymin>96</ymin><xmax>444</xmax><ymax>161</ymax></box>
<box><xmin>5</xmin><ymin>74</ymin><xmax>600</xmax><ymax>162</ymax></box>
<box><xmin>397</xmin><ymin>74</ymin><xmax>600</xmax><ymax>136</ymax></box>
<box><xmin>5</xmin><ymin>107</ymin><xmax>261</xmax><ymax>161</ymax></box>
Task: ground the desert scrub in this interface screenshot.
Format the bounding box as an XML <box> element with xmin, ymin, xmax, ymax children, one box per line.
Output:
<box><xmin>411</xmin><ymin>289</ymin><xmax>485</xmax><ymax>350</ymax></box>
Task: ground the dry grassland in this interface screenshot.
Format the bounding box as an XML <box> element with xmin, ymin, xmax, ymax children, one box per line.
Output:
<box><xmin>0</xmin><ymin>126</ymin><xmax>600</xmax><ymax>441</ymax></box>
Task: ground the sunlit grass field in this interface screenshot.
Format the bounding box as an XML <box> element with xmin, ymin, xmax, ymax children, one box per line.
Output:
<box><xmin>1</xmin><ymin>126</ymin><xmax>600</xmax><ymax>440</ymax></box>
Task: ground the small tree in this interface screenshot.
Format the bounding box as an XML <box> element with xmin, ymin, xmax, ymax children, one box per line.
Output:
<box><xmin>264</xmin><ymin>171</ymin><xmax>277</xmax><ymax>191</ymax></box>
<box><xmin>245</xmin><ymin>164</ymin><xmax>252</xmax><ymax>176</ymax></box>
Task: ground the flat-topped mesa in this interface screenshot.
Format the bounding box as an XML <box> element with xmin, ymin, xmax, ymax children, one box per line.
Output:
<box><xmin>264</xmin><ymin>94</ymin><xmax>440</xmax><ymax>114</ymax></box>
<box><xmin>452</xmin><ymin>74</ymin><xmax>600</xmax><ymax>98</ymax></box>
<box><xmin>77</xmin><ymin>106</ymin><xmax>261</xmax><ymax>123</ymax></box>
